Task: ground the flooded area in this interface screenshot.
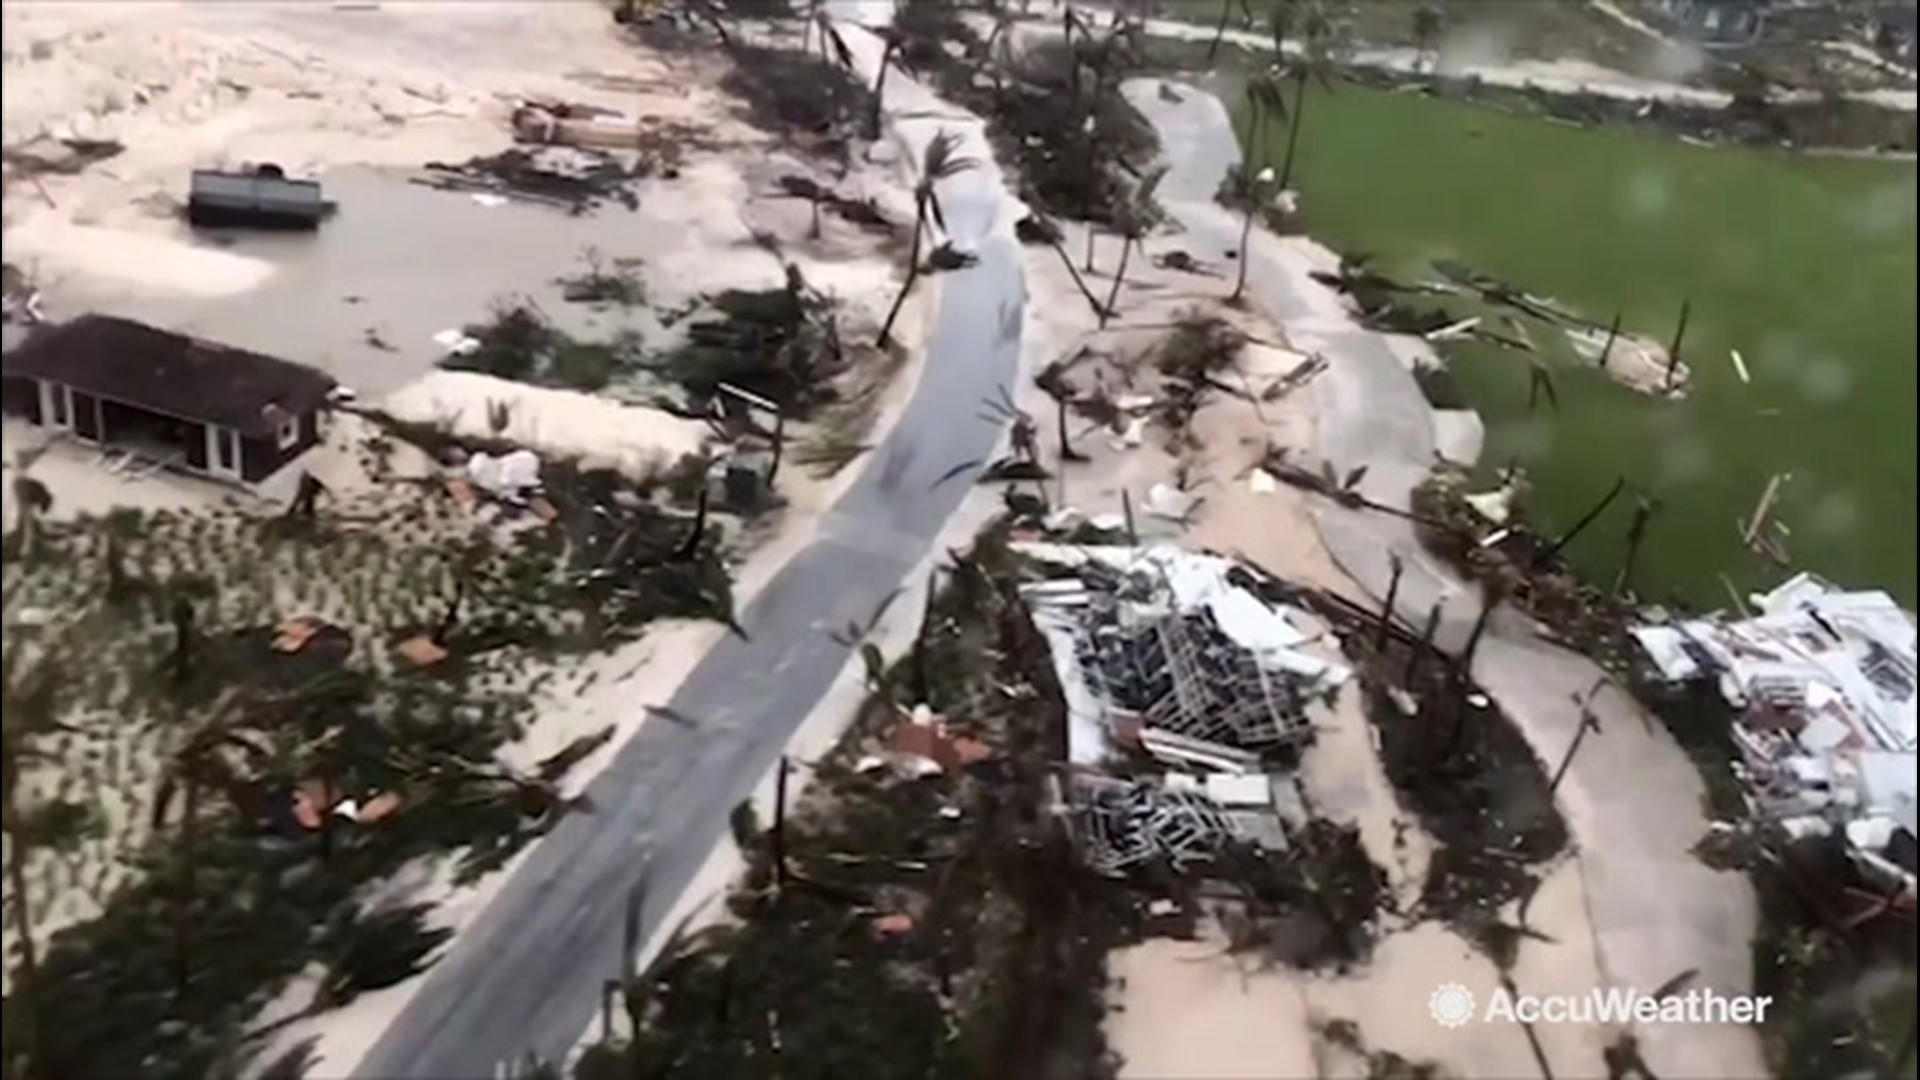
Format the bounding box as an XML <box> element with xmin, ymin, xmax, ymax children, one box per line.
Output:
<box><xmin>35</xmin><ymin>166</ymin><xmax>684</xmax><ymax>399</ymax></box>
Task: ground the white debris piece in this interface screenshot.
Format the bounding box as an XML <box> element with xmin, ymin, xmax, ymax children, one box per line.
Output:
<box><xmin>1248</xmin><ymin>468</ymin><xmax>1279</xmax><ymax>494</ymax></box>
<box><xmin>432</xmin><ymin>327</ymin><xmax>481</xmax><ymax>357</ymax></box>
<box><xmin>1464</xmin><ymin>482</ymin><xmax>1519</xmax><ymax>525</ymax></box>
<box><xmin>466</xmin><ymin>448</ymin><xmax>542</xmax><ymax>498</ymax></box>
<box><xmin>1145</xmin><ymin>482</ymin><xmax>1198</xmax><ymax>522</ymax></box>
<box><xmin>1205</xmin><ymin>773</ymin><xmax>1275</xmax><ymax>808</ymax></box>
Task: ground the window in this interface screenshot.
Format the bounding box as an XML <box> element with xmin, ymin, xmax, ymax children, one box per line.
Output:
<box><xmin>277</xmin><ymin>414</ymin><xmax>300</xmax><ymax>450</ymax></box>
<box><xmin>48</xmin><ymin>382</ymin><xmax>69</xmax><ymax>428</ymax></box>
<box><xmin>216</xmin><ymin>427</ymin><xmax>239</xmax><ymax>472</ymax></box>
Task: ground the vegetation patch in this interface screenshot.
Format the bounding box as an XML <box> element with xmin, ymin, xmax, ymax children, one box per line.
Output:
<box><xmin>2</xmin><ymin>438</ymin><xmax>732</xmax><ymax>1078</ymax></box>
<box><xmin>571</xmin><ymin>524</ymin><xmax>1144</xmax><ymax>1080</ymax></box>
<box><xmin>659</xmin><ymin>270</ymin><xmax>854</xmax><ymax>421</ymax></box>
<box><xmin>891</xmin><ymin>0</ymin><xmax>1159</xmax><ymax>225</ymax></box>
<box><xmin>442</xmin><ymin>300</ymin><xmax>643</xmax><ymax>393</ymax></box>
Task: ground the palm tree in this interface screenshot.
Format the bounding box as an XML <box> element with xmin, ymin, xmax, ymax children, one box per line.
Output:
<box><xmin>877</xmin><ymin>129</ymin><xmax>980</xmax><ymax>347</ymax></box>
<box><xmin>1228</xmin><ymin>164</ymin><xmax>1278</xmax><ymax>305</ymax></box>
<box><xmin>1412</xmin><ymin>3</ymin><xmax>1443</xmax><ymax>73</ymax></box>
<box><xmin>981</xmin><ymin>0</ymin><xmax>1019</xmax><ymax>91</ymax></box>
<box><xmin>1243</xmin><ymin>69</ymin><xmax>1289</xmax><ymax>171</ymax></box>
<box><xmin>1664</xmin><ymin>297</ymin><xmax>1691</xmax><ymax>392</ymax></box>
<box><xmin>868</xmin><ymin>30</ymin><xmax>905</xmax><ymax>141</ymax></box>
<box><xmin>1613</xmin><ymin>494</ymin><xmax>1661</xmax><ymax>598</ymax></box>
<box><xmin>1538</xmin><ymin>476</ymin><xmax>1627</xmax><ymax>568</ymax></box>
<box><xmin>1274</xmin><ymin>0</ymin><xmax>1338</xmax><ymax>194</ymax></box>
<box><xmin>1207</xmin><ymin>0</ymin><xmax>1253</xmax><ymax>61</ymax></box>
<box><xmin>1100</xmin><ymin>166</ymin><xmax>1167</xmax><ymax>326</ymax></box>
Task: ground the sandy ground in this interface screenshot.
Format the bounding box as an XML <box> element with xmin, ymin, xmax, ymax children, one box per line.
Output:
<box><xmin>378</xmin><ymin>370</ymin><xmax>709</xmax><ymax>477</ymax></box>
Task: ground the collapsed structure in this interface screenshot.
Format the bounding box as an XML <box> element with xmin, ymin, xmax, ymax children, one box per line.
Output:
<box><xmin>1634</xmin><ymin>572</ymin><xmax>1918</xmax><ymax>894</ymax></box>
<box><xmin>1019</xmin><ymin>544</ymin><xmax>1347</xmax><ymax>875</ymax></box>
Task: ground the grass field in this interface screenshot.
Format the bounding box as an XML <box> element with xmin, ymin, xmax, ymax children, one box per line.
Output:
<box><xmin>1235</xmin><ymin>82</ymin><xmax>1917</xmax><ymax>607</ymax></box>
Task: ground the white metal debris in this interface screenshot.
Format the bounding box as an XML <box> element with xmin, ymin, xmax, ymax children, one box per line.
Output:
<box><xmin>466</xmin><ymin>449</ymin><xmax>542</xmax><ymax>499</ymax></box>
<box><xmin>1632</xmin><ymin>572</ymin><xmax>1917</xmax><ymax>868</ymax></box>
<box><xmin>1145</xmin><ymin>482</ymin><xmax>1199</xmax><ymax>522</ymax></box>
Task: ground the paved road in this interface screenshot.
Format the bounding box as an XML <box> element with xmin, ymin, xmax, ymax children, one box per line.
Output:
<box><xmin>1129</xmin><ymin>77</ymin><xmax>1765</xmax><ymax>1078</ymax></box>
<box><xmin>356</xmin><ymin>179</ymin><xmax>1024</xmax><ymax>1076</ymax></box>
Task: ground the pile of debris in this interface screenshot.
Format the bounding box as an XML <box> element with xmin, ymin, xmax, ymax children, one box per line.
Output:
<box><xmin>1019</xmin><ymin>543</ymin><xmax>1348</xmax><ymax>875</ymax></box>
<box><xmin>1063</xmin><ymin>773</ymin><xmax>1247</xmax><ymax>876</ymax></box>
<box><xmin>1634</xmin><ymin>572</ymin><xmax>1917</xmax><ymax>897</ymax></box>
<box><xmin>418</xmin><ymin>146</ymin><xmax>642</xmax><ymax>215</ymax></box>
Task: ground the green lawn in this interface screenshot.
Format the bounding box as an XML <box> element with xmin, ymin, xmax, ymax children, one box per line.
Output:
<box><xmin>1236</xmin><ymin>82</ymin><xmax>1917</xmax><ymax>607</ymax></box>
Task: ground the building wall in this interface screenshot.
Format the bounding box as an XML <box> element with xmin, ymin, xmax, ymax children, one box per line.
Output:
<box><xmin>240</xmin><ymin>408</ymin><xmax>322</xmax><ymax>483</ymax></box>
<box><xmin>3</xmin><ymin>373</ymin><xmax>322</xmax><ymax>485</ymax></box>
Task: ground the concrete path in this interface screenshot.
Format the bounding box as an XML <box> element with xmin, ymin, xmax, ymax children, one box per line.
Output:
<box><xmin>356</xmin><ymin>50</ymin><xmax>1027</xmax><ymax>1080</ymax></box>
<box><xmin>1125</xmin><ymin>77</ymin><xmax>1765</xmax><ymax>1079</ymax></box>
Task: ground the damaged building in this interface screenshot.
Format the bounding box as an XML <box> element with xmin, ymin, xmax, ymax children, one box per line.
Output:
<box><xmin>1019</xmin><ymin>543</ymin><xmax>1346</xmax><ymax>875</ymax></box>
<box><xmin>1634</xmin><ymin>572</ymin><xmax>1917</xmax><ymax>894</ymax></box>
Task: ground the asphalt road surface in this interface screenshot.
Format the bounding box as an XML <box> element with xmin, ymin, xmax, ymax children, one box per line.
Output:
<box><xmin>357</xmin><ymin>191</ymin><xmax>1024</xmax><ymax>1076</ymax></box>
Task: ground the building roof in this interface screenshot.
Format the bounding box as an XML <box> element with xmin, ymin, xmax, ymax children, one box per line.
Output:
<box><xmin>1</xmin><ymin>315</ymin><xmax>336</xmax><ymax>436</ymax></box>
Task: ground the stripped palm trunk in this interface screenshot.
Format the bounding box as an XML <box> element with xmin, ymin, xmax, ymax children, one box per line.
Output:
<box><xmin>878</xmin><ymin>203</ymin><xmax>925</xmax><ymax>346</ymax></box>
<box><xmin>1376</xmin><ymin>553</ymin><xmax>1404</xmax><ymax>650</ymax></box>
<box><xmin>1100</xmin><ymin>236</ymin><xmax>1133</xmax><ymax>328</ymax></box>
<box><xmin>1406</xmin><ymin>601</ymin><xmax>1443</xmax><ymax>685</ymax></box>
<box><xmin>1664</xmin><ymin>298</ymin><xmax>1691</xmax><ymax>390</ymax></box>
<box><xmin>1597</xmin><ymin>311</ymin><xmax>1622</xmax><ymax>370</ymax></box>
<box><xmin>1539</xmin><ymin>476</ymin><xmax>1625</xmax><ymax>567</ymax></box>
<box><xmin>1614</xmin><ymin>499</ymin><xmax>1656</xmax><ymax>598</ymax></box>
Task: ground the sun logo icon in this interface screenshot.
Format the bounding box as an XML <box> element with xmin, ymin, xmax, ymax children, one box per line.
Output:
<box><xmin>1429</xmin><ymin>982</ymin><xmax>1477</xmax><ymax>1028</ymax></box>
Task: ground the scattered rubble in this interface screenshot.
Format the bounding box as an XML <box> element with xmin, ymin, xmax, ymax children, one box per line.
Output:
<box><xmin>1063</xmin><ymin>772</ymin><xmax>1245</xmax><ymax>876</ymax></box>
<box><xmin>417</xmin><ymin>146</ymin><xmax>643</xmax><ymax>214</ymax></box>
<box><xmin>1019</xmin><ymin>543</ymin><xmax>1347</xmax><ymax>770</ymax></box>
<box><xmin>1634</xmin><ymin>572</ymin><xmax>1917</xmax><ymax>894</ymax></box>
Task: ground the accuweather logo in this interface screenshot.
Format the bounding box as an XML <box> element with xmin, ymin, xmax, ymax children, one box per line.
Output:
<box><xmin>1428</xmin><ymin>983</ymin><xmax>1772</xmax><ymax>1027</ymax></box>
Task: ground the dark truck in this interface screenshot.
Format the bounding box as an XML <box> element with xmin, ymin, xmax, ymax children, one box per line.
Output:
<box><xmin>187</xmin><ymin>164</ymin><xmax>334</xmax><ymax>230</ymax></box>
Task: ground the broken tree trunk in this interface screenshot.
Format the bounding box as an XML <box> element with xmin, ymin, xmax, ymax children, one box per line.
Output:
<box><xmin>1664</xmin><ymin>298</ymin><xmax>1690</xmax><ymax>391</ymax></box>
<box><xmin>1122</xmin><ymin>487</ymin><xmax>1137</xmax><ymax>545</ymax></box>
<box><xmin>1406</xmin><ymin>601</ymin><xmax>1443</xmax><ymax>686</ymax></box>
<box><xmin>1051</xmin><ymin>237</ymin><xmax>1106</xmax><ymax>316</ymax></box>
<box><xmin>1054</xmin><ymin>395</ymin><xmax>1085</xmax><ymax>462</ymax></box>
<box><xmin>1597</xmin><ymin>311</ymin><xmax>1621</xmax><ymax>371</ymax></box>
<box><xmin>1459</xmin><ymin>584</ymin><xmax>1502</xmax><ymax>674</ymax></box>
<box><xmin>1549</xmin><ymin>682</ymin><xmax>1608</xmax><ymax>796</ymax></box>
<box><xmin>674</xmin><ymin>486</ymin><xmax>710</xmax><ymax>562</ymax></box>
<box><xmin>772</xmin><ymin>754</ymin><xmax>790</xmax><ymax>897</ymax></box>
<box><xmin>877</xmin><ymin>198</ymin><xmax>925</xmax><ymax>347</ymax></box>
<box><xmin>1538</xmin><ymin>476</ymin><xmax>1625</xmax><ymax>568</ymax></box>
<box><xmin>1099</xmin><ymin>236</ymin><xmax>1133</xmax><ymax>328</ymax></box>
<box><xmin>910</xmin><ymin>567</ymin><xmax>939</xmax><ymax>707</ymax></box>
<box><xmin>766</xmin><ymin>411</ymin><xmax>787</xmax><ymax>487</ymax></box>
<box><xmin>1613</xmin><ymin>498</ymin><xmax>1656</xmax><ymax>598</ymax></box>
<box><xmin>1376</xmin><ymin>553</ymin><xmax>1404</xmax><ymax>651</ymax></box>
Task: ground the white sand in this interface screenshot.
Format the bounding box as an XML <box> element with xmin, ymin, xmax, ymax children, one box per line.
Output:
<box><xmin>2</xmin><ymin>217</ymin><xmax>276</xmax><ymax>298</ymax></box>
<box><xmin>377</xmin><ymin>370</ymin><xmax>709</xmax><ymax>478</ymax></box>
